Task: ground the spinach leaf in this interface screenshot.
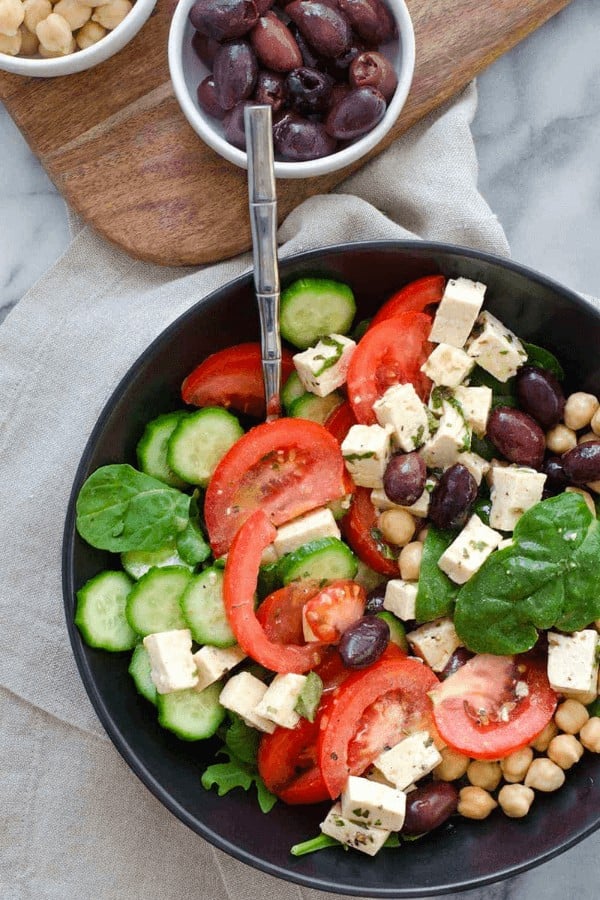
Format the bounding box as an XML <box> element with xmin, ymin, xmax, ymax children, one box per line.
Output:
<box><xmin>415</xmin><ymin>528</ymin><xmax>460</xmax><ymax>622</ymax></box>
<box><xmin>201</xmin><ymin>716</ymin><xmax>277</xmax><ymax>813</ymax></box>
<box><xmin>468</xmin><ymin>366</ymin><xmax>516</xmax><ymax>409</ymax></box>
<box><xmin>523</xmin><ymin>342</ymin><xmax>565</xmax><ymax>380</ymax></box>
<box><xmin>454</xmin><ymin>493</ymin><xmax>600</xmax><ymax>655</ymax></box>
<box><xmin>76</xmin><ymin>464</ymin><xmax>191</xmax><ymax>552</ymax></box>
<box><xmin>176</xmin><ymin>496</ymin><xmax>211</xmax><ymax>566</ymax></box>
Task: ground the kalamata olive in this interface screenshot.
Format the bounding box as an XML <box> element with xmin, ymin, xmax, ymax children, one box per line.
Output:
<box><xmin>562</xmin><ymin>440</ymin><xmax>600</xmax><ymax>484</ymax></box>
<box><xmin>383</xmin><ymin>452</ymin><xmax>426</xmax><ymax>506</ymax></box>
<box><xmin>213</xmin><ymin>40</ymin><xmax>258</xmax><ymax>110</ymax></box>
<box><xmin>542</xmin><ymin>455</ymin><xmax>569</xmax><ymax>494</ymax></box>
<box><xmin>191</xmin><ymin>30</ymin><xmax>220</xmax><ymax>67</ymax></box>
<box><xmin>325</xmin><ymin>85</ymin><xmax>386</xmax><ymax>139</ymax></box>
<box><xmin>285</xmin><ymin>1</ymin><xmax>352</xmax><ymax>59</ymax></box>
<box><xmin>487</xmin><ymin>406</ymin><xmax>546</xmax><ymax>469</ymax></box>
<box><xmin>285</xmin><ymin>66</ymin><xmax>333</xmax><ymax>114</ymax></box>
<box><xmin>250</xmin><ymin>12</ymin><xmax>303</xmax><ymax>72</ymax></box>
<box><xmin>325</xmin><ymin>44</ymin><xmax>362</xmax><ymax>81</ymax></box>
<box><xmin>350</xmin><ymin>50</ymin><xmax>397</xmax><ymax>101</ymax></box>
<box><xmin>289</xmin><ymin>22</ymin><xmax>320</xmax><ymax>68</ymax></box>
<box><xmin>197</xmin><ymin>76</ymin><xmax>227</xmax><ymax>120</ymax></box>
<box><xmin>439</xmin><ymin>647</ymin><xmax>474</xmax><ymax>681</ymax></box>
<box><xmin>189</xmin><ymin>0</ymin><xmax>259</xmax><ymax>41</ymax></box>
<box><xmin>364</xmin><ymin>583</ymin><xmax>387</xmax><ymax>614</ymax></box>
<box><xmin>515</xmin><ymin>365</ymin><xmax>565</xmax><ymax>429</ymax></box>
<box><xmin>273</xmin><ymin>112</ymin><xmax>337</xmax><ymax>160</ymax></box>
<box><xmin>402</xmin><ymin>782</ymin><xmax>459</xmax><ymax>836</ymax></box>
<box><xmin>254</xmin><ymin>0</ymin><xmax>274</xmax><ymax>13</ymax></box>
<box><xmin>338</xmin><ymin>0</ymin><xmax>396</xmax><ymax>45</ymax></box>
<box><xmin>328</xmin><ymin>82</ymin><xmax>351</xmax><ymax>109</ymax></box>
<box><xmin>339</xmin><ymin>615</ymin><xmax>389</xmax><ymax>668</ymax></box>
<box><xmin>428</xmin><ymin>463</ymin><xmax>478</xmax><ymax>530</ymax></box>
<box><xmin>254</xmin><ymin>69</ymin><xmax>287</xmax><ymax>112</ymax></box>
<box><xmin>222</xmin><ymin>101</ymin><xmax>253</xmax><ymax>148</ymax></box>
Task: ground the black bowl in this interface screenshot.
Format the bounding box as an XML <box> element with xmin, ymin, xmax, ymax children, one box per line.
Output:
<box><xmin>63</xmin><ymin>241</ymin><xmax>600</xmax><ymax>897</ymax></box>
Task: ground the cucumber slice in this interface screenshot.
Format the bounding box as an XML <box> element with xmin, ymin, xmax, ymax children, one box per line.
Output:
<box><xmin>281</xmin><ymin>371</ymin><xmax>305</xmax><ymax>412</ymax></box>
<box><xmin>288</xmin><ymin>391</ymin><xmax>344</xmax><ymax>425</ymax></box>
<box><xmin>167</xmin><ymin>407</ymin><xmax>243</xmax><ymax>486</ymax></box>
<box><xmin>126</xmin><ymin>566</ymin><xmax>192</xmax><ymax>636</ymax></box>
<box><xmin>128</xmin><ymin>643</ymin><xmax>157</xmax><ymax>705</ymax></box>
<box><xmin>353</xmin><ymin>560</ymin><xmax>386</xmax><ymax>592</ymax></box>
<box><xmin>257</xmin><ymin>561</ymin><xmax>282</xmax><ymax>600</ymax></box>
<box><xmin>136</xmin><ymin>411</ymin><xmax>189</xmax><ymax>488</ymax></box>
<box><xmin>377</xmin><ymin>611</ymin><xmax>408</xmax><ymax>652</ymax></box>
<box><xmin>280</xmin><ymin>278</ymin><xmax>356</xmax><ymax>350</ymax></box>
<box><xmin>179</xmin><ymin>567</ymin><xmax>235</xmax><ymax>648</ymax></box>
<box><xmin>279</xmin><ymin>537</ymin><xmax>358</xmax><ymax>585</ymax></box>
<box><xmin>176</xmin><ymin>518</ymin><xmax>211</xmax><ymax>566</ymax></box>
<box><xmin>121</xmin><ymin>541</ymin><xmax>194</xmax><ymax>580</ymax></box>
<box><xmin>75</xmin><ymin>570</ymin><xmax>137</xmax><ymax>652</ymax></box>
<box><xmin>157</xmin><ymin>681</ymin><xmax>225</xmax><ymax>741</ymax></box>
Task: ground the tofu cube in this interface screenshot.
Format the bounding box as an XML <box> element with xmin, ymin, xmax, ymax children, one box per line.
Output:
<box><xmin>420</xmin><ymin>398</ymin><xmax>471</xmax><ymax>470</ymax></box>
<box><xmin>406</xmin><ymin>618</ymin><xmax>462</xmax><ymax>672</ymax></box>
<box><xmin>320</xmin><ymin>802</ymin><xmax>391</xmax><ymax>856</ymax></box>
<box><xmin>219</xmin><ymin>672</ymin><xmax>276</xmax><ymax>733</ymax></box>
<box><xmin>420</xmin><ymin>343</ymin><xmax>475</xmax><ymax>387</ymax></box>
<box><xmin>438</xmin><ymin>514</ymin><xmax>503</xmax><ymax>585</ymax></box>
<box><xmin>293</xmin><ymin>334</ymin><xmax>356</xmax><ymax>397</ymax></box>
<box><xmin>273</xmin><ymin>507</ymin><xmax>340</xmax><ymax>558</ymax></box>
<box><xmin>429</xmin><ymin>277</ymin><xmax>486</xmax><ymax>348</ymax></box>
<box><xmin>341</xmin><ymin>776</ymin><xmax>407</xmax><ymax>831</ymax></box>
<box><xmin>373</xmin><ymin>383</ymin><xmax>430</xmax><ymax>452</ymax></box>
<box><xmin>254</xmin><ymin>673</ymin><xmax>307</xmax><ymax>730</ymax></box>
<box><xmin>384</xmin><ymin>579</ymin><xmax>418</xmax><ymax>621</ymax></box>
<box><xmin>374</xmin><ymin>731</ymin><xmax>442</xmax><ymax>790</ymax></box>
<box><xmin>547</xmin><ymin>630</ymin><xmax>600</xmax><ymax>704</ymax></box>
<box><xmin>452</xmin><ymin>385</ymin><xmax>492</xmax><ymax>437</ymax></box>
<box><xmin>456</xmin><ymin>451</ymin><xmax>491</xmax><ymax>486</ymax></box>
<box><xmin>466</xmin><ymin>311</ymin><xmax>528</xmax><ymax>382</ymax></box>
<box><xmin>341</xmin><ymin>423</ymin><xmax>393</xmax><ymax>489</ymax></box>
<box><xmin>192</xmin><ymin>644</ymin><xmax>246</xmax><ymax>692</ymax></box>
<box><xmin>371</xmin><ymin>482</ymin><xmax>432</xmax><ymax>518</ymax></box>
<box><xmin>143</xmin><ymin>629</ymin><xmax>198</xmax><ymax>694</ymax></box>
<box><xmin>489</xmin><ymin>465</ymin><xmax>547</xmax><ymax>531</ymax></box>
<box><xmin>260</xmin><ymin>544</ymin><xmax>278</xmax><ymax>566</ymax></box>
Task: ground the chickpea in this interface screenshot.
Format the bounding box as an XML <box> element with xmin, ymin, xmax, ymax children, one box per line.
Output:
<box><xmin>36</xmin><ymin>12</ymin><xmax>72</xmax><ymax>53</ymax></box>
<box><xmin>75</xmin><ymin>18</ymin><xmax>105</xmax><ymax>48</ymax></box>
<box><xmin>53</xmin><ymin>0</ymin><xmax>90</xmax><ymax>29</ymax></box>
<box><xmin>23</xmin><ymin>0</ymin><xmax>52</xmax><ymax>32</ymax></box>
<box><xmin>399</xmin><ymin>541</ymin><xmax>423</xmax><ymax>581</ymax></box>
<box><xmin>546</xmin><ymin>424</ymin><xmax>577</xmax><ymax>455</ymax></box>
<box><xmin>378</xmin><ymin>509</ymin><xmax>416</xmax><ymax>547</ymax></box>
<box><xmin>554</xmin><ymin>698</ymin><xmax>589</xmax><ymax>734</ymax></box>
<box><xmin>579</xmin><ymin>717</ymin><xmax>600</xmax><ymax>753</ymax></box>
<box><xmin>565</xmin><ymin>487</ymin><xmax>596</xmax><ymax>517</ymax></box>
<box><xmin>500</xmin><ymin>746</ymin><xmax>533</xmax><ymax>783</ymax></box>
<box><xmin>467</xmin><ymin>760</ymin><xmax>502</xmax><ymax>791</ymax></box>
<box><xmin>524</xmin><ymin>758</ymin><xmax>565</xmax><ymax>792</ymax></box>
<box><xmin>0</xmin><ymin>0</ymin><xmax>24</xmax><ymax>36</ymax></box>
<box><xmin>0</xmin><ymin>27</ymin><xmax>20</xmax><ymax>51</ymax></box>
<box><xmin>78</xmin><ymin>0</ymin><xmax>113</xmax><ymax>7</ymax></box>
<box><xmin>548</xmin><ymin>734</ymin><xmax>584</xmax><ymax>770</ymax></box>
<box><xmin>457</xmin><ymin>786</ymin><xmax>497</xmax><ymax>820</ymax></box>
<box><xmin>564</xmin><ymin>392</ymin><xmax>599</xmax><ymax>431</ymax></box>
<box><xmin>530</xmin><ymin>720</ymin><xmax>558</xmax><ymax>752</ymax></box>
<box><xmin>18</xmin><ymin>23</ymin><xmax>38</xmax><ymax>53</ymax></box>
<box><xmin>578</xmin><ymin>431</ymin><xmax>598</xmax><ymax>445</ymax></box>
<box><xmin>434</xmin><ymin>747</ymin><xmax>470</xmax><ymax>782</ymax></box>
<box><xmin>498</xmin><ymin>784</ymin><xmax>534</xmax><ymax>819</ymax></box>
<box><xmin>91</xmin><ymin>0</ymin><xmax>131</xmax><ymax>30</ymax></box>
<box><xmin>591</xmin><ymin>407</ymin><xmax>600</xmax><ymax>437</ymax></box>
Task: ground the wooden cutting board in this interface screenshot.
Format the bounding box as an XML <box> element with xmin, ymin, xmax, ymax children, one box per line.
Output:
<box><xmin>0</xmin><ymin>0</ymin><xmax>571</xmax><ymax>266</ymax></box>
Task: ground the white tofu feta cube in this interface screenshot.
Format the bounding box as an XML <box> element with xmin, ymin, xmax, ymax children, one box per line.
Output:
<box><xmin>192</xmin><ymin>644</ymin><xmax>246</xmax><ymax>692</ymax></box>
<box><xmin>438</xmin><ymin>514</ymin><xmax>502</xmax><ymax>585</ymax></box>
<box><xmin>420</xmin><ymin>399</ymin><xmax>471</xmax><ymax>469</ymax></box>
<box><xmin>489</xmin><ymin>465</ymin><xmax>547</xmax><ymax>532</ymax></box>
<box><xmin>341</xmin><ymin>776</ymin><xmax>407</xmax><ymax>831</ymax></box>
<box><xmin>371</xmin><ymin>482</ymin><xmax>432</xmax><ymax>518</ymax></box>
<box><xmin>143</xmin><ymin>629</ymin><xmax>198</xmax><ymax>694</ymax></box>
<box><xmin>293</xmin><ymin>334</ymin><xmax>356</xmax><ymax>397</ymax></box>
<box><xmin>260</xmin><ymin>544</ymin><xmax>278</xmax><ymax>566</ymax></box>
<box><xmin>218</xmin><ymin>672</ymin><xmax>276</xmax><ymax>733</ymax></box>
<box><xmin>547</xmin><ymin>630</ymin><xmax>600</xmax><ymax>704</ymax></box>
<box><xmin>420</xmin><ymin>343</ymin><xmax>475</xmax><ymax>387</ymax></box>
<box><xmin>406</xmin><ymin>618</ymin><xmax>462</xmax><ymax>672</ymax></box>
<box><xmin>383</xmin><ymin>579</ymin><xmax>418</xmax><ymax>621</ymax></box>
<box><xmin>373</xmin><ymin>383</ymin><xmax>430</xmax><ymax>452</ymax></box>
<box><xmin>456</xmin><ymin>451</ymin><xmax>491</xmax><ymax>486</ymax></box>
<box><xmin>452</xmin><ymin>385</ymin><xmax>492</xmax><ymax>437</ymax></box>
<box><xmin>374</xmin><ymin>731</ymin><xmax>442</xmax><ymax>790</ymax></box>
<box><xmin>273</xmin><ymin>507</ymin><xmax>340</xmax><ymax>558</ymax></box>
<box><xmin>466</xmin><ymin>311</ymin><xmax>528</xmax><ymax>382</ymax></box>
<box><xmin>320</xmin><ymin>802</ymin><xmax>391</xmax><ymax>856</ymax></box>
<box><xmin>341</xmin><ymin>423</ymin><xmax>393</xmax><ymax>489</ymax></box>
<box><xmin>254</xmin><ymin>673</ymin><xmax>307</xmax><ymax>729</ymax></box>
<box><xmin>429</xmin><ymin>277</ymin><xmax>486</xmax><ymax>348</ymax></box>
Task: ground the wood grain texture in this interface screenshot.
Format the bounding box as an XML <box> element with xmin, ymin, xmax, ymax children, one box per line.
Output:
<box><xmin>0</xmin><ymin>0</ymin><xmax>572</xmax><ymax>266</ymax></box>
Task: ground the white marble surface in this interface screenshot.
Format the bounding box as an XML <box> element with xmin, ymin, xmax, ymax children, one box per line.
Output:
<box><xmin>1</xmin><ymin>0</ymin><xmax>600</xmax><ymax>897</ymax></box>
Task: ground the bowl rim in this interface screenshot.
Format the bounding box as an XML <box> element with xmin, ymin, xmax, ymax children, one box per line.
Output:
<box><xmin>167</xmin><ymin>0</ymin><xmax>416</xmax><ymax>179</ymax></box>
<box><xmin>62</xmin><ymin>239</ymin><xmax>600</xmax><ymax>898</ymax></box>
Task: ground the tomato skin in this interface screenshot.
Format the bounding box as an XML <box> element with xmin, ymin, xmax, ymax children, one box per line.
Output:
<box><xmin>347</xmin><ymin>312</ymin><xmax>433</xmax><ymax>424</ymax></box>
<box><xmin>341</xmin><ymin>487</ymin><xmax>399</xmax><ymax>576</ymax></box>
<box><xmin>258</xmin><ymin>716</ymin><xmax>330</xmax><ymax>805</ymax></box>
<box><xmin>303</xmin><ymin>580</ymin><xmax>366</xmax><ymax>643</ymax></box>
<box><xmin>431</xmin><ymin>654</ymin><xmax>558</xmax><ymax>760</ymax></box>
<box><xmin>205</xmin><ymin>418</ymin><xmax>346</xmax><ymax>557</ymax></box>
<box><xmin>182</xmin><ymin>343</ymin><xmax>294</xmax><ymax>418</ymax></box>
<box><xmin>223</xmin><ymin>509</ymin><xmax>323</xmax><ymax>673</ymax></box>
<box><xmin>324</xmin><ymin>401</ymin><xmax>358</xmax><ymax>444</ymax></box>
<box><xmin>256</xmin><ymin>581</ymin><xmax>320</xmax><ymax>646</ymax></box>
<box><xmin>369</xmin><ymin>276</ymin><xmax>445</xmax><ymax>329</ymax></box>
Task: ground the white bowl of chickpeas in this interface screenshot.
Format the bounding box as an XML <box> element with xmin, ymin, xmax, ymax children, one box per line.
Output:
<box><xmin>0</xmin><ymin>0</ymin><xmax>156</xmax><ymax>75</ymax></box>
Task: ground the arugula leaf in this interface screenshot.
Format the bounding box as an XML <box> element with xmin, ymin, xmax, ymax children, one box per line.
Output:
<box><xmin>76</xmin><ymin>464</ymin><xmax>190</xmax><ymax>552</ymax></box>
<box><xmin>522</xmin><ymin>342</ymin><xmax>565</xmax><ymax>380</ymax></box>
<box><xmin>294</xmin><ymin>672</ymin><xmax>323</xmax><ymax>722</ymax></box>
<box><xmin>224</xmin><ymin>714</ymin><xmax>261</xmax><ymax>766</ymax></box>
<box><xmin>291</xmin><ymin>835</ymin><xmax>341</xmax><ymax>856</ymax></box>
<box><xmin>415</xmin><ymin>527</ymin><xmax>460</xmax><ymax>621</ymax></box>
<box><xmin>201</xmin><ymin>758</ymin><xmax>253</xmax><ymax>796</ymax></box>
<box><xmin>201</xmin><ymin>716</ymin><xmax>277</xmax><ymax>813</ymax></box>
<box><xmin>454</xmin><ymin>493</ymin><xmax>600</xmax><ymax>655</ymax></box>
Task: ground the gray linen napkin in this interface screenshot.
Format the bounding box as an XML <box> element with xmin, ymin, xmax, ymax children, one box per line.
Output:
<box><xmin>1</xmin><ymin>82</ymin><xmax>591</xmax><ymax>900</ymax></box>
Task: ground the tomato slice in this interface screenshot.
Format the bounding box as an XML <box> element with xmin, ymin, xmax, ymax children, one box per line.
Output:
<box><xmin>347</xmin><ymin>312</ymin><xmax>433</xmax><ymax>424</ymax></box>
<box><xmin>341</xmin><ymin>487</ymin><xmax>399</xmax><ymax>576</ymax></box>
<box><xmin>318</xmin><ymin>655</ymin><xmax>439</xmax><ymax>798</ymax></box>
<box><xmin>369</xmin><ymin>275</ymin><xmax>446</xmax><ymax>329</ymax></box>
<box><xmin>324</xmin><ymin>401</ymin><xmax>358</xmax><ymax>444</ymax></box>
<box><xmin>303</xmin><ymin>580</ymin><xmax>366</xmax><ymax>643</ymax></box>
<box><xmin>257</xmin><ymin>581</ymin><xmax>320</xmax><ymax>646</ymax></box>
<box><xmin>223</xmin><ymin>509</ymin><xmax>323</xmax><ymax>673</ymax></box>
<box><xmin>430</xmin><ymin>654</ymin><xmax>558</xmax><ymax>760</ymax></box>
<box><xmin>205</xmin><ymin>418</ymin><xmax>346</xmax><ymax>557</ymax></box>
<box><xmin>258</xmin><ymin>716</ymin><xmax>330</xmax><ymax>805</ymax></box>
<box><xmin>181</xmin><ymin>343</ymin><xmax>294</xmax><ymax>418</ymax></box>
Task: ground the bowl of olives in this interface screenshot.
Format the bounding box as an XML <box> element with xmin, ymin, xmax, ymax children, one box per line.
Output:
<box><xmin>168</xmin><ymin>0</ymin><xmax>415</xmax><ymax>177</ymax></box>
